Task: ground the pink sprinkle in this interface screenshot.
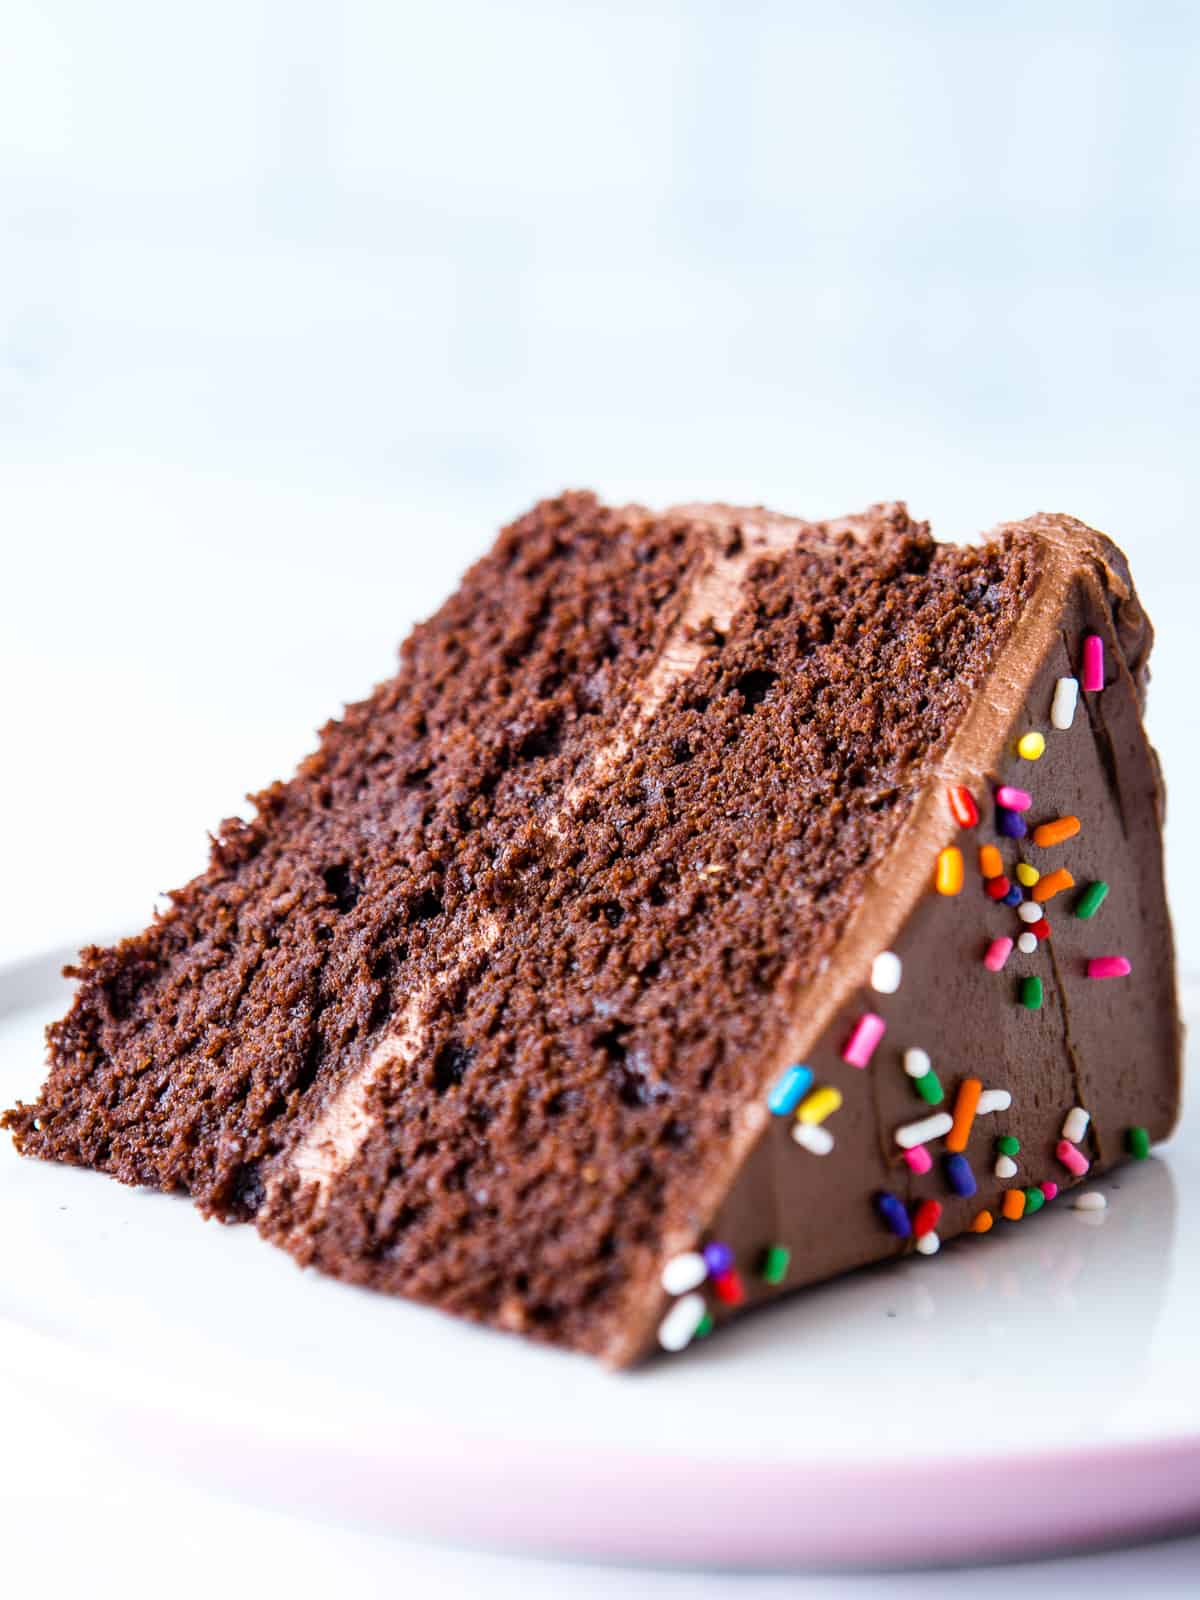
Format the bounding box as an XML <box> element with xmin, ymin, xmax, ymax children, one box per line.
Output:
<box><xmin>1041</xmin><ymin>1181</ymin><xmax>1059</xmax><ymax>1201</ymax></box>
<box><xmin>984</xmin><ymin>936</ymin><xmax>1014</xmax><ymax>973</ymax></box>
<box><xmin>842</xmin><ymin>1012</ymin><xmax>886</xmax><ymax>1069</ymax></box>
<box><xmin>905</xmin><ymin>1145</ymin><xmax>933</xmax><ymax>1175</ymax></box>
<box><xmin>1057</xmin><ymin>1139</ymin><xmax>1090</xmax><ymax>1178</ymax></box>
<box><xmin>1088</xmin><ymin>956</ymin><xmax>1131</xmax><ymax>980</ymax></box>
<box><xmin>995</xmin><ymin>785</ymin><xmax>1032</xmax><ymax>811</ymax></box>
<box><xmin>1082</xmin><ymin>633</ymin><xmax>1105</xmax><ymax>692</ymax></box>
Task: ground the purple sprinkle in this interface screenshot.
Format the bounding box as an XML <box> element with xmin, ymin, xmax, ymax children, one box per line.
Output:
<box><xmin>996</xmin><ymin>806</ymin><xmax>1027</xmax><ymax>839</ymax></box>
<box><xmin>874</xmin><ymin>1191</ymin><xmax>912</xmax><ymax>1238</ymax></box>
<box><xmin>1002</xmin><ymin>884</ymin><xmax>1023</xmax><ymax>907</ymax></box>
<box><xmin>944</xmin><ymin>1153</ymin><xmax>977</xmax><ymax>1197</ymax></box>
<box><xmin>703</xmin><ymin>1241</ymin><xmax>734</xmax><ymax>1276</ymax></box>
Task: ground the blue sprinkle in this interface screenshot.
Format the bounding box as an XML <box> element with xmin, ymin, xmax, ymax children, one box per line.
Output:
<box><xmin>945</xmin><ymin>1153</ymin><xmax>977</xmax><ymax>1197</ymax></box>
<box><xmin>1002</xmin><ymin>884</ymin><xmax>1023</xmax><ymax>907</ymax></box>
<box><xmin>703</xmin><ymin>1240</ymin><xmax>734</xmax><ymax>1276</ymax></box>
<box><xmin>875</xmin><ymin>1191</ymin><xmax>911</xmax><ymax>1238</ymax></box>
<box><xmin>767</xmin><ymin>1064</ymin><xmax>814</xmax><ymax>1116</ymax></box>
<box><xmin>996</xmin><ymin>806</ymin><xmax>1027</xmax><ymax>839</ymax></box>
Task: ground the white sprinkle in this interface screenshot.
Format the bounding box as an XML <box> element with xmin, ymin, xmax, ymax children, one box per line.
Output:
<box><xmin>1017</xmin><ymin>931</ymin><xmax>1038</xmax><ymax>954</ymax></box>
<box><xmin>894</xmin><ymin>1112</ymin><xmax>953</xmax><ymax>1150</ymax></box>
<box><xmin>1073</xmin><ymin>1191</ymin><xmax>1108</xmax><ymax>1212</ymax></box>
<box><xmin>657</xmin><ymin>1292</ymin><xmax>708</xmax><ymax>1352</ymax></box>
<box><xmin>792</xmin><ymin>1122</ymin><xmax>834</xmax><ymax>1155</ymax></box>
<box><xmin>871</xmin><ymin>951</ymin><xmax>902</xmax><ymax>994</ymax></box>
<box><xmin>994</xmin><ymin>1154</ymin><xmax>1019</xmax><ymax>1179</ymax></box>
<box><xmin>903</xmin><ymin>1047</ymin><xmax>932</xmax><ymax>1080</ymax></box>
<box><xmin>660</xmin><ymin>1251</ymin><xmax>707</xmax><ymax>1296</ymax></box>
<box><xmin>977</xmin><ymin>1089</ymin><xmax>1012</xmax><ymax>1115</ymax></box>
<box><xmin>1062</xmin><ymin>1106</ymin><xmax>1091</xmax><ymax>1144</ymax></box>
<box><xmin>1052</xmin><ymin>676</ymin><xmax>1080</xmax><ymax>731</ymax></box>
<box><xmin>915</xmin><ymin>1232</ymin><xmax>941</xmax><ymax>1256</ymax></box>
<box><xmin>1018</xmin><ymin>902</ymin><xmax>1043</xmax><ymax>924</ymax></box>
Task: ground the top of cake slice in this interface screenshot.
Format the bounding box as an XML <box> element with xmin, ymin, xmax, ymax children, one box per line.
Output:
<box><xmin>5</xmin><ymin>493</ymin><xmax>1179</xmax><ymax>1365</ymax></box>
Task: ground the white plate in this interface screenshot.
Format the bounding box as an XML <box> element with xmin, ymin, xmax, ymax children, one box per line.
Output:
<box><xmin>2</xmin><ymin>947</ymin><xmax>1198</xmax><ymax>1569</ymax></box>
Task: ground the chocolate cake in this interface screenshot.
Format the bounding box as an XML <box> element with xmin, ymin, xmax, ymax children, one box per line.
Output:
<box><xmin>5</xmin><ymin>493</ymin><xmax>1181</xmax><ymax>1365</ymax></box>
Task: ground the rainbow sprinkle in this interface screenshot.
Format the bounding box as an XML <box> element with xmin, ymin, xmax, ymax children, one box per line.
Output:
<box><xmin>1088</xmin><ymin>956</ymin><xmax>1131</xmax><ymax>979</ymax></box>
<box><xmin>657</xmin><ymin>1293</ymin><xmax>707</xmax><ymax>1351</ymax></box>
<box><xmin>1056</xmin><ymin>1139</ymin><xmax>1090</xmax><ymax>1177</ymax></box>
<box><xmin>1019</xmin><ymin>975</ymin><xmax>1043</xmax><ymax>1010</ymax></box>
<box><xmin>760</xmin><ymin>1244</ymin><xmax>790</xmax><ymax>1285</ymax></box>
<box><xmin>995</xmin><ymin>785</ymin><xmax>1032</xmax><ymax>811</ymax></box>
<box><xmin>904</xmin><ymin>1145</ymin><xmax>933</xmax><ymax>1175</ymax></box>
<box><xmin>875</xmin><ymin>1191</ymin><xmax>911</xmax><ymax>1238</ymax></box>
<box><xmin>936</xmin><ymin>847</ymin><xmax>964</xmax><ymax>895</ymax></box>
<box><xmin>1082</xmin><ymin>633</ymin><xmax>1105</xmax><ymax>692</ymax></box>
<box><xmin>894</xmin><ymin>1112</ymin><xmax>953</xmax><ymax>1149</ymax></box>
<box><xmin>948</xmin><ymin>785</ymin><xmax>980</xmax><ymax>828</ymax></box>
<box><xmin>661</xmin><ymin>1252</ymin><xmax>708</xmax><ymax>1295</ymax></box>
<box><xmin>912</xmin><ymin>1198</ymin><xmax>942</xmax><ymax>1238</ymax></box>
<box><xmin>1074</xmin><ymin>880</ymin><xmax>1109</xmax><ymax>920</ymax></box>
<box><xmin>1017</xmin><ymin>731</ymin><xmax>1046</xmax><ymax>760</ymax></box>
<box><xmin>767</xmin><ymin>1064</ymin><xmax>813</xmax><ymax>1116</ymax></box>
<box><xmin>944</xmin><ymin>1153</ymin><xmax>976</xmax><ymax>1197</ymax></box>
<box><xmin>1002</xmin><ymin>1189</ymin><xmax>1026</xmax><ymax>1220</ymax></box>
<box><xmin>996</xmin><ymin>806</ymin><xmax>1027</xmax><ymax>839</ymax></box>
<box><xmin>796</xmin><ymin>1086</ymin><xmax>842</xmax><ymax>1125</ymax></box>
<box><xmin>946</xmin><ymin>1078</ymin><xmax>982</xmax><ymax>1152</ymax></box>
<box><xmin>1126</xmin><ymin>1126</ymin><xmax>1151</xmax><ymax>1160</ymax></box>
<box><xmin>1032</xmin><ymin>867</ymin><xmax>1074</xmax><ymax>903</ymax></box>
<box><xmin>984</xmin><ymin>936</ymin><xmax>1013</xmax><ymax>972</ymax></box>
<box><xmin>1033</xmin><ymin>815</ymin><xmax>1080</xmax><ymax>849</ymax></box>
<box><xmin>1052</xmin><ymin>676</ymin><xmax>1079</xmax><ymax>729</ymax></box>
<box><xmin>843</xmin><ymin>1012</ymin><xmax>886</xmax><ymax>1068</ymax></box>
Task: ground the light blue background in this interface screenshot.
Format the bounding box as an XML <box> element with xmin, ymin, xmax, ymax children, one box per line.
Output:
<box><xmin>3</xmin><ymin>2</ymin><xmax>1198</xmax><ymax>961</ymax></box>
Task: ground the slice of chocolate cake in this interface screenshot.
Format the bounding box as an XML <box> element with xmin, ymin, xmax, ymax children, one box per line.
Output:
<box><xmin>5</xmin><ymin>494</ymin><xmax>1180</xmax><ymax>1365</ymax></box>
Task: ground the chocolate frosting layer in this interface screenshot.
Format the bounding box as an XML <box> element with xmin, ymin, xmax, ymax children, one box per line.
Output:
<box><xmin>619</xmin><ymin>513</ymin><xmax>1180</xmax><ymax>1366</ymax></box>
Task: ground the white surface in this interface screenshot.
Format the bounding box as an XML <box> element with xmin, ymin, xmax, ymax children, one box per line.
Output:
<box><xmin>2</xmin><ymin>3</ymin><xmax>1198</xmax><ymax>1591</ymax></box>
<box><xmin>2</xmin><ymin>957</ymin><xmax>1198</xmax><ymax>1571</ymax></box>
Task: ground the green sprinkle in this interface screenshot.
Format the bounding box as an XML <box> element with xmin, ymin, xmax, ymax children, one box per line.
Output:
<box><xmin>1023</xmin><ymin>1187</ymin><xmax>1046</xmax><ymax>1215</ymax></box>
<box><xmin>760</xmin><ymin>1244</ymin><xmax>790</xmax><ymax>1285</ymax></box>
<box><xmin>915</xmin><ymin>1070</ymin><xmax>945</xmax><ymax>1105</ymax></box>
<box><xmin>1126</xmin><ymin>1125</ymin><xmax>1151</xmax><ymax>1160</ymax></box>
<box><xmin>1074</xmin><ymin>880</ymin><xmax>1110</xmax><ymax>920</ymax></box>
<box><xmin>1020</xmin><ymin>975</ymin><xmax>1044</xmax><ymax>1010</ymax></box>
<box><xmin>995</xmin><ymin>1134</ymin><xmax>1021</xmax><ymax>1156</ymax></box>
<box><xmin>694</xmin><ymin>1311</ymin><xmax>715</xmax><ymax>1340</ymax></box>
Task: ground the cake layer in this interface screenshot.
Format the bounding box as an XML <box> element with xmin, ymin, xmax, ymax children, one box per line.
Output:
<box><xmin>5</xmin><ymin>494</ymin><xmax>1178</xmax><ymax>1365</ymax></box>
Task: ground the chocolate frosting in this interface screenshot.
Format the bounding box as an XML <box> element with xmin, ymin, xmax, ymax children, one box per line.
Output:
<box><xmin>616</xmin><ymin>513</ymin><xmax>1181</xmax><ymax>1366</ymax></box>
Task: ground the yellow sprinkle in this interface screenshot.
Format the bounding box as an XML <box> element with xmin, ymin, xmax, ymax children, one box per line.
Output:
<box><xmin>979</xmin><ymin>844</ymin><xmax>1003</xmax><ymax>880</ymax></box>
<box><xmin>1015</xmin><ymin>862</ymin><xmax>1040</xmax><ymax>887</ymax></box>
<box><xmin>1017</xmin><ymin>731</ymin><xmax>1046</xmax><ymax>760</ymax></box>
<box><xmin>936</xmin><ymin>846</ymin><xmax>964</xmax><ymax>896</ymax></box>
<box><xmin>796</xmin><ymin>1086</ymin><xmax>843</xmax><ymax>1126</ymax></box>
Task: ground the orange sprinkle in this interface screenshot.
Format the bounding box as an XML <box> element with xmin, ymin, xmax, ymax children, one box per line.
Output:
<box><xmin>936</xmin><ymin>846</ymin><xmax>964</xmax><ymax>896</ymax></box>
<box><xmin>946</xmin><ymin>1077</ymin><xmax>983</xmax><ymax>1153</ymax></box>
<box><xmin>969</xmin><ymin>1210</ymin><xmax>994</xmax><ymax>1234</ymax></box>
<box><xmin>1033</xmin><ymin>815</ymin><xmax>1081</xmax><ymax>848</ymax></box>
<box><xmin>979</xmin><ymin>844</ymin><xmax>1003</xmax><ymax>880</ymax></box>
<box><xmin>1002</xmin><ymin>1189</ymin><xmax>1026</xmax><ymax>1221</ymax></box>
<box><xmin>1033</xmin><ymin>867</ymin><xmax>1075</xmax><ymax>904</ymax></box>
